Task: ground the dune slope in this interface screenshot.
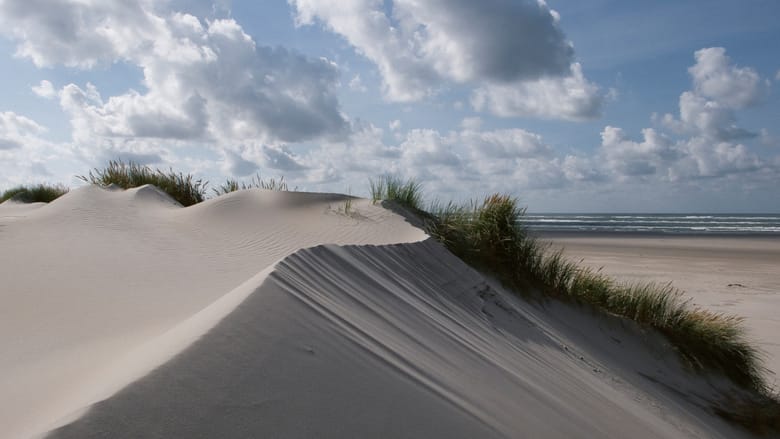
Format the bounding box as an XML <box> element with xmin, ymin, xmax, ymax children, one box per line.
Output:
<box><xmin>52</xmin><ymin>240</ymin><xmax>748</xmax><ymax>438</ymax></box>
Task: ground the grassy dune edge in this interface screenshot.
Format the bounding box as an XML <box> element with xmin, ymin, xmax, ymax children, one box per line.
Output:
<box><xmin>369</xmin><ymin>175</ymin><xmax>779</xmax><ymax>434</ymax></box>
<box><xmin>1</xmin><ymin>184</ymin><xmax>69</xmax><ymax>203</ymax></box>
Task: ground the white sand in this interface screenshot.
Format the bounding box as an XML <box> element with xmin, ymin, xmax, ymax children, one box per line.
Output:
<box><xmin>0</xmin><ymin>188</ymin><xmax>756</xmax><ymax>438</ymax></box>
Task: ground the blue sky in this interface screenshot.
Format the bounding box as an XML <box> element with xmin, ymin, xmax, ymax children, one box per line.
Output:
<box><xmin>0</xmin><ymin>0</ymin><xmax>778</xmax><ymax>212</ymax></box>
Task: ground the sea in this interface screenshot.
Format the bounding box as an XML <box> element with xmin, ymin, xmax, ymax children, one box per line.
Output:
<box><xmin>524</xmin><ymin>213</ymin><xmax>780</xmax><ymax>236</ymax></box>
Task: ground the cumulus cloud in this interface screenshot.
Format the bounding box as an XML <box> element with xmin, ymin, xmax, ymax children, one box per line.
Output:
<box><xmin>471</xmin><ymin>63</ymin><xmax>603</xmax><ymax>121</ymax></box>
<box><xmin>598</xmin><ymin>48</ymin><xmax>774</xmax><ymax>184</ymax></box>
<box><xmin>561</xmin><ymin>155</ymin><xmax>606</xmax><ymax>183</ymax></box>
<box><xmin>599</xmin><ymin>126</ymin><xmax>679</xmax><ymax>178</ymax></box>
<box><xmin>221</xmin><ymin>149</ymin><xmax>259</xmax><ymax>176</ymax></box>
<box><xmin>290</xmin><ymin>119</ymin><xmax>574</xmax><ymax>195</ymax></box>
<box><xmin>0</xmin><ymin>111</ymin><xmax>84</xmax><ymax>189</ymax></box>
<box><xmin>0</xmin><ymin>0</ymin><xmax>158</xmax><ymax>68</ymax></box>
<box><xmin>31</xmin><ymin>80</ymin><xmax>57</xmax><ymax>99</ymax></box>
<box><xmin>289</xmin><ymin>0</ymin><xmax>600</xmax><ymax>120</ymax></box>
<box><xmin>348</xmin><ymin>74</ymin><xmax>367</xmax><ymax>92</ymax></box>
<box><xmin>660</xmin><ymin>48</ymin><xmax>769</xmax><ymax>142</ymax></box>
<box><xmin>672</xmin><ymin>138</ymin><xmax>761</xmax><ymax>180</ymax></box>
<box><xmin>460</xmin><ymin>117</ymin><xmax>482</xmax><ymax>131</ymax></box>
<box><xmin>0</xmin><ymin>111</ymin><xmax>47</xmax><ymax>150</ymax></box>
<box><xmin>0</xmin><ymin>0</ymin><xmax>348</xmax><ymax>150</ymax></box>
<box><xmin>595</xmin><ymin>124</ymin><xmax>766</xmax><ymax>183</ymax></box>
<box><xmin>261</xmin><ymin>145</ymin><xmax>308</xmax><ymax>171</ymax></box>
<box><xmin>460</xmin><ymin>127</ymin><xmax>553</xmax><ymax>159</ymax></box>
<box><xmin>399</xmin><ymin>129</ymin><xmax>461</xmax><ymax>168</ymax></box>
<box><xmin>688</xmin><ymin>47</ymin><xmax>767</xmax><ymax>109</ymax></box>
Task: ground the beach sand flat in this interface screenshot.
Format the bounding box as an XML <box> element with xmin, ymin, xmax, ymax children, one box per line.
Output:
<box><xmin>0</xmin><ymin>188</ymin><xmax>759</xmax><ymax>438</ymax></box>
<box><xmin>543</xmin><ymin>233</ymin><xmax>780</xmax><ymax>378</ymax></box>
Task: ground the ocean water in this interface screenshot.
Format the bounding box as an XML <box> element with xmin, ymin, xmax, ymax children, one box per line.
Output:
<box><xmin>524</xmin><ymin>214</ymin><xmax>780</xmax><ymax>235</ymax></box>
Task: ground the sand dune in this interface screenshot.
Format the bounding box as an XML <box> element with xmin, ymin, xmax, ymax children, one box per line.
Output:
<box><xmin>0</xmin><ymin>187</ymin><xmax>753</xmax><ymax>438</ymax></box>
<box><xmin>0</xmin><ymin>186</ymin><xmax>423</xmax><ymax>438</ymax></box>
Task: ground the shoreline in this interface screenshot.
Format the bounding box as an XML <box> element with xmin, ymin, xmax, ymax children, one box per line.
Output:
<box><xmin>533</xmin><ymin>230</ymin><xmax>780</xmax><ymax>239</ymax></box>
<box><xmin>540</xmin><ymin>231</ymin><xmax>780</xmax><ymax>377</ymax></box>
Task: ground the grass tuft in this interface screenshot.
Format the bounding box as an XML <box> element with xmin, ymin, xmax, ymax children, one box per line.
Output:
<box><xmin>212</xmin><ymin>174</ymin><xmax>289</xmax><ymax>196</ymax></box>
<box><xmin>369</xmin><ymin>175</ymin><xmax>423</xmax><ymax>211</ymax></box>
<box><xmin>0</xmin><ymin>184</ymin><xmax>69</xmax><ymax>203</ymax></box>
<box><xmin>78</xmin><ymin>160</ymin><xmax>206</xmax><ymax>206</ymax></box>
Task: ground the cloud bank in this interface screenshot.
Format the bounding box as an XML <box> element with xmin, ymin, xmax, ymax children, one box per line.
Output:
<box><xmin>289</xmin><ymin>0</ymin><xmax>603</xmax><ymax>120</ymax></box>
<box><xmin>1</xmin><ymin>0</ymin><xmax>348</xmax><ymax>151</ymax></box>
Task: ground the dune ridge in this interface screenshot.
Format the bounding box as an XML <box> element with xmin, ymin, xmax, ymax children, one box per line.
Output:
<box><xmin>0</xmin><ymin>186</ymin><xmax>424</xmax><ymax>438</ymax></box>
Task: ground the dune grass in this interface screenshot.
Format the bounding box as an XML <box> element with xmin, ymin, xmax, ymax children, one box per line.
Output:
<box><xmin>0</xmin><ymin>184</ymin><xmax>69</xmax><ymax>203</ymax></box>
<box><xmin>373</xmin><ymin>177</ymin><xmax>779</xmax><ymax>432</ymax></box>
<box><xmin>369</xmin><ymin>175</ymin><xmax>424</xmax><ymax>211</ymax></box>
<box><xmin>78</xmin><ymin>160</ymin><xmax>207</xmax><ymax>207</ymax></box>
<box><xmin>212</xmin><ymin>174</ymin><xmax>290</xmax><ymax>196</ymax></box>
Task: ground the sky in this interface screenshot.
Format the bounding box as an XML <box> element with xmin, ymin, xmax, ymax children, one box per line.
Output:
<box><xmin>0</xmin><ymin>0</ymin><xmax>778</xmax><ymax>213</ymax></box>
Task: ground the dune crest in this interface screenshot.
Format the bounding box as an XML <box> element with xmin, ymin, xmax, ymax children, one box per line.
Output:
<box><xmin>0</xmin><ymin>186</ymin><xmax>423</xmax><ymax>438</ymax></box>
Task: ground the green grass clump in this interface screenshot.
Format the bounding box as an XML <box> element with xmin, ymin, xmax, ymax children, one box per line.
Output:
<box><xmin>212</xmin><ymin>174</ymin><xmax>289</xmax><ymax>196</ymax></box>
<box><xmin>369</xmin><ymin>175</ymin><xmax>423</xmax><ymax>211</ymax></box>
<box><xmin>414</xmin><ymin>184</ymin><xmax>779</xmax><ymax>431</ymax></box>
<box><xmin>78</xmin><ymin>160</ymin><xmax>206</xmax><ymax>206</ymax></box>
<box><xmin>1</xmin><ymin>184</ymin><xmax>69</xmax><ymax>203</ymax></box>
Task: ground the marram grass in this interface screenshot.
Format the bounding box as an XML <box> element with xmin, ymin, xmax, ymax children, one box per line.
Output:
<box><xmin>212</xmin><ymin>174</ymin><xmax>289</xmax><ymax>196</ymax></box>
<box><xmin>374</xmin><ymin>179</ymin><xmax>779</xmax><ymax>433</ymax></box>
<box><xmin>0</xmin><ymin>184</ymin><xmax>69</xmax><ymax>203</ymax></box>
<box><xmin>369</xmin><ymin>175</ymin><xmax>423</xmax><ymax>211</ymax></box>
<box><xmin>78</xmin><ymin>160</ymin><xmax>207</xmax><ymax>207</ymax></box>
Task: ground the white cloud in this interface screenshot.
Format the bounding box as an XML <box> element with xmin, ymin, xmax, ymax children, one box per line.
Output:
<box><xmin>0</xmin><ymin>112</ymin><xmax>83</xmax><ymax>189</ymax></box>
<box><xmin>348</xmin><ymin>74</ymin><xmax>367</xmax><ymax>92</ymax></box>
<box><xmin>460</xmin><ymin>117</ymin><xmax>482</xmax><ymax>131</ymax></box>
<box><xmin>660</xmin><ymin>91</ymin><xmax>754</xmax><ymax>141</ymax></box>
<box><xmin>261</xmin><ymin>145</ymin><xmax>308</xmax><ymax>171</ymax></box>
<box><xmin>400</xmin><ymin>129</ymin><xmax>461</xmax><ymax>168</ymax></box>
<box><xmin>0</xmin><ymin>0</ymin><xmax>160</xmax><ymax>68</ymax></box>
<box><xmin>0</xmin><ymin>111</ymin><xmax>47</xmax><ymax>150</ymax></box>
<box><xmin>294</xmin><ymin>120</ymin><xmax>572</xmax><ymax>195</ymax></box>
<box><xmin>561</xmin><ymin>155</ymin><xmax>606</xmax><ymax>182</ymax></box>
<box><xmin>596</xmin><ymin>124</ymin><xmax>768</xmax><ymax>183</ymax></box>
<box><xmin>597</xmin><ymin>48</ymin><xmax>774</xmax><ymax>184</ymax></box>
<box><xmin>460</xmin><ymin>127</ymin><xmax>553</xmax><ymax>159</ymax></box>
<box><xmin>660</xmin><ymin>48</ymin><xmax>768</xmax><ymax>142</ymax></box>
<box><xmin>31</xmin><ymin>80</ymin><xmax>57</xmax><ymax>99</ymax></box>
<box><xmin>688</xmin><ymin>47</ymin><xmax>767</xmax><ymax>109</ymax></box>
<box><xmin>670</xmin><ymin>138</ymin><xmax>761</xmax><ymax>180</ymax></box>
<box><xmin>289</xmin><ymin>0</ymin><xmax>594</xmax><ymax>120</ymax></box>
<box><xmin>471</xmin><ymin>63</ymin><xmax>603</xmax><ymax>121</ymax></box>
<box><xmin>388</xmin><ymin>119</ymin><xmax>402</xmax><ymax>131</ymax></box>
<box><xmin>599</xmin><ymin>126</ymin><xmax>679</xmax><ymax>179</ymax></box>
<box><xmin>221</xmin><ymin>149</ymin><xmax>259</xmax><ymax>177</ymax></box>
<box><xmin>0</xmin><ymin>1</ymin><xmax>349</xmax><ymax>151</ymax></box>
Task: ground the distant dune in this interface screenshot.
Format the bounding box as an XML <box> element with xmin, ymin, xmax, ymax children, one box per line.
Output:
<box><xmin>0</xmin><ymin>187</ymin><xmax>755</xmax><ymax>438</ymax></box>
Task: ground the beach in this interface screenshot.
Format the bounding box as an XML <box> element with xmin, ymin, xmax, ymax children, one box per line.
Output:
<box><xmin>542</xmin><ymin>233</ymin><xmax>780</xmax><ymax>377</ymax></box>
